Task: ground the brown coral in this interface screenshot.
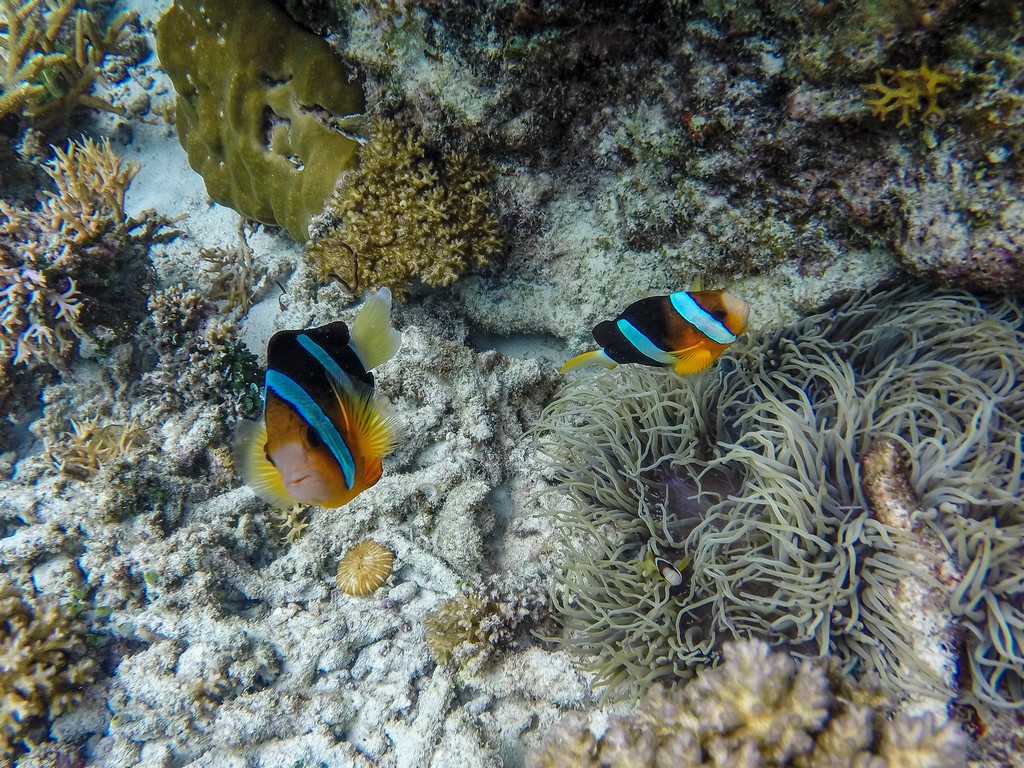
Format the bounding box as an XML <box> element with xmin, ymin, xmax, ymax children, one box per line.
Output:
<box><xmin>1</xmin><ymin>577</ymin><xmax>98</xmax><ymax>762</ymax></box>
<box><xmin>307</xmin><ymin>119</ymin><xmax>501</xmax><ymax>300</ymax></box>
<box><xmin>336</xmin><ymin>539</ymin><xmax>395</xmax><ymax>596</ymax></box>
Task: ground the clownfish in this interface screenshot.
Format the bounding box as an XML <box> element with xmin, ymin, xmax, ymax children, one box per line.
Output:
<box><xmin>233</xmin><ymin>288</ymin><xmax>401</xmax><ymax>509</ymax></box>
<box><xmin>561</xmin><ymin>290</ymin><xmax>750</xmax><ymax>375</ymax></box>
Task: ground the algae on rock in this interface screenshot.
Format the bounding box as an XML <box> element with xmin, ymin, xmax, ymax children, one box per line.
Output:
<box><xmin>155</xmin><ymin>0</ymin><xmax>364</xmax><ymax>242</ymax></box>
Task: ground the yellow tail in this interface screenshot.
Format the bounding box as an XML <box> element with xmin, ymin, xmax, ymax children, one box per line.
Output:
<box><xmin>560</xmin><ymin>349</ymin><xmax>617</xmax><ymax>374</ymax></box>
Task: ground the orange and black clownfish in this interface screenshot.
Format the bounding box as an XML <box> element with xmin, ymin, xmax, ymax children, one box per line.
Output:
<box><xmin>561</xmin><ymin>289</ymin><xmax>750</xmax><ymax>375</ymax></box>
<box><xmin>233</xmin><ymin>288</ymin><xmax>401</xmax><ymax>509</ymax></box>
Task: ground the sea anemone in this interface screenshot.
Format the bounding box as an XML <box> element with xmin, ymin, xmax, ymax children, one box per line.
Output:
<box><xmin>336</xmin><ymin>539</ymin><xmax>395</xmax><ymax>596</ymax></box>
<box><xmin>536</xmin><ymin>285</ymin><xmax>1024</xmax><ymax>707</ymax></box>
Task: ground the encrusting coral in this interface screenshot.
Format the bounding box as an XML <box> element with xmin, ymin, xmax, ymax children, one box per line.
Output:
<box><xmin>0</xmin><ymin>138</ymin><xmax>143</xmax><ymax>369</ymax></box>
<box><xmin>0</xmin><ymin>0</ymin><xmax>137</xmax><ymax>126</ymax></box>
<box><xmin>307</xmin><ymin>119</ymin><xmax>501</xmax><ymax>300</ymax></box>
<box><xmin>156</xmin><ymin>0</ymin><xmax>365</xmax><ymax>241</ymax></box>
<box><xmin>526</xmin><ymin>639</ymin><xmax>967</xmax><ymax>768</ymax></box>
<box><xmin>1</xmin><ymin>576</ymin><xmax>98</xmax><ymax>762</ymax></box>
<box><xmin>535</xmin><ymin>285</ymin><xmax>1024</xmax><ymax>708</ymax></box>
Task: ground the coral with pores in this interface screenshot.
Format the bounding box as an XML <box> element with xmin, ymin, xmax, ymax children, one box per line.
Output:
<box><xmin>527</xmin><ymin>640</ymin><xmax>967</xmax><ymax>768</ymax></box>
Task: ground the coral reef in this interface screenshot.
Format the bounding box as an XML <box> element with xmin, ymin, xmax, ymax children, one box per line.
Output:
<box><xmin>0</xmin><ymin>138</ymin><xmax>148</xmax><ymax>369</ymax></box>
<box><xmin>307</xmin><ymin>119</ymin><xmax>501</xmax><ymax>299</ymax></box>
<box><xmin>155</xmin><ymin>0</ymin><xmax>365</xmax><ymax>241</ymax></box>
<box><xmin>0</xmin><ymin>0</ymin><xmax>137</xmax><ymax>127</ymax></box>
<box><xmin>199</xmin><ymin>222</ymin><xmax>264</xmax><ymax>314</ymax></box>
<box><xmin>47</xmin><ymin>417</ymin><xmax>145</xmax><ymax>480</ymax></box>
<box><xmin>425</xmin><ymin>579</ymin><xmax>548</xmax><ymax>672</ymax></box>
<box><xmin>1</xmin><ymin>575</ymin><xmax>98</xmax><ymax>762</ymax></box>
<box><xmin>526</xmin><ymin>639</ymin><xmax>967</xmax><ymax>768</ymax></box>
<box><xmin>862</xmin><ymin>61</ymin><xmax>959</xmax><ymax>127</ymax></box>
<box><xmin>536</xmin><ymin>286</ymin><xmax>1024</xmax><ymax>707</ymax></box>
<box><xmin>336</xmin><ymin>539</ymin><xmax>395</xmax><ymax>596</ymax></box>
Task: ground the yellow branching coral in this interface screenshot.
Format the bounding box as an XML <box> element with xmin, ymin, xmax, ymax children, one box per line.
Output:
<box><xmin>1</xmin><ymin>576</ymin><xmax>98</xmax><ymax>762</ymax></box>
<box><xmin>41</xmin><ymin>137</ymin><xmax>139</xmax><ymax>244</ymax></box>
<box><xmin>0</xmin><ymin>0</ymin><xmax>137</xmax><ymax>126</ymax></box>
<box><xmin>307</xmin><ymin>119</ymin><xmax>502</xmax><ymax>300</ymax></box>
<box><xmin>48</xmin><ymin>417</ymin><xmax>145</xmax><ymax>480</ymax></box>
<box><xmin>862</xmin><ymin>60</ymin><xmax>958</xmax><ymax>127</ymax></box>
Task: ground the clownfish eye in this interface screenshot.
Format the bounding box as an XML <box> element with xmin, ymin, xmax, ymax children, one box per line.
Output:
<box><xmin>712</xmin><ymin>309</ymin><xmax>728</xmax><ymax>320</ymax></box>
<box><xmin>305</xmin><ymin>424</ymin><xmax>323</xmax><ymax>449</ymax></box>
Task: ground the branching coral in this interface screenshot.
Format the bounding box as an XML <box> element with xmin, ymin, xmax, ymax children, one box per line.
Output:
<box><xmin>48</xmin><ymin>417</ymin><xmax>145</xmax><ymax>480</ymax></box>
<box><xmin>535</xmin><ymin>285</ymin><xmax>1024</xmax><ymax>707</ymax></box>
<box><xmin>199</xmin><ymin>222</ymin><xmax>263</xmax><ymax>314</ymax></box>
<box><xmin>307</xmin><ymin>119</ymin><xmax>501</xmax><ymax>300</ymax></box>
<box><xmin>425</xmin><ymin>578</ymin><xmax>547</xmax><ymax>671</ymax></box>
<box><xmin>526</xmin><ymin>640</ymin><xmax>967</xmax><ymax>768</ymax></box>
<box><xmin>0</xmin><ymin>138</ymin><xmax>143</xmax><ymax>368</ymax></box>
<box><xmin>862</xmin><ymin>60</ymin><xmax>958</xmax><ymax>127</ymax></box>
<box><xmin>0</xmin><ymin>0</ymin><xmax>137</xmax><ymax>126</ymax></box>
<box><xmin>1</xmin><ymin>576</ymin><xmax>98</xmax><ymax>762</ymax></box>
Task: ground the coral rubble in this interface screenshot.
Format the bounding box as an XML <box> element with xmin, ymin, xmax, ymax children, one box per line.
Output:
<box><xmin>536</xmin><ymin>286</ymin><xmax>1024</xmax><ymax>708</ymax></box>
<box><xmin>527</xmin><ymin>639</ymin><xmax>967</xmax><ymax>768</ymax></box>
<box><xmin>308</xmin><ymin>119</ymin><xmax>501</xmax><ymax>300</ymax></box>
<box><xmin>155</xmin><ymin>0</ymin><xmax>365</xmax><ymax>241</ymax></box>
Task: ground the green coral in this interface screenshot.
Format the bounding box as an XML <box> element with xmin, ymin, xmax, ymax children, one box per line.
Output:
<box><xmin>307</xmin><ymin>119</ymin><xmax>501</xmax><ymax>300</ymax></box>
<box><xmin>536</xmin><ymin>286</ymin><xmax>1024</xmax><ymax>707</ymax></box>
<box><xmin>527</xmin><ymin>639</ymin><xmax>967</xmax><ymax>768</ymax></box>
<box><xmin>155</xmin><ymin>0</ymin><xmax>364</xmax><ymax>242</ymax></box>
<box><xmin>1</xmin><ymin>576</ymin><xmax>98</xmax><ymax>762</ymax></box>
<box><xmin>0</xmin><ymin>0</ymin><xmax>136</xmax><ymax>126</ymax></box>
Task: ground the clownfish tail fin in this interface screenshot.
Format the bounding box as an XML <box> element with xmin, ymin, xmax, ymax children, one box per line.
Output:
<box><xmin>559</xmin><ymin>349</ymin><xmax>618</xmax><ymax>374</ymax></box>
<box><xmin>350</xmin><ymin>287</ymin><xmax>402</xmax><ymax>371</ymax></box>
<box><xmin>232</xmin><ymin>419</ymin><xmax>295</xmax><ymax>509</ymax></box>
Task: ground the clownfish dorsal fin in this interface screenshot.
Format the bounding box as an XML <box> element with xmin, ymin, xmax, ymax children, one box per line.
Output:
<box><xmin>560</xmin><ymin>349</ymin><xmax>618</xmax><ymax>374</ymax></box>
<box><xmin>350</xmin><ymin>287</ymin><xmax>402</xmax><ymax>371</ymax></box>
<box><xmin>671</xmin><ymin>344</ymin><xmax>718</xmax><ymax>376</ymax></box>
<box><xmin>327</xmin><ymin>373</ymin><xmax>399</xmax><ymax>460</ymax></box>
<box><xmin>232</xmin><ymin>419</ymin><xmax>295</xmax><ymax>509</ymax></box>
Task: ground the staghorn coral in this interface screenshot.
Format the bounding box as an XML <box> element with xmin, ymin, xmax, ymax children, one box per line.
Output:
<box><xmin>526</xmin><ymin>639</ymin><xmax>967</xmax><ymax>768</ymax></box>
<box><xmin>425</xmin><ymin>578</ymin><xmax>548</xmax><ymax>672</ymax></box>
<box><xmin>1</xmin><ymin>576</ymin><xmax>98</xmax><ymax>762</ymax></box>
<box><xmin>0</xmin><ymin>0</ymin><xmax>137</xmax><ymax>126</ymax></box>
<box><xmin>307</xmin><ymin>119</ymin><xmax>501</xmax><ymax>300</ymax></box>
<box><xmin>47</xmin><ymin>416</ymin><xmax>145</xmax><ymax>480</ymax></box>
<box><xmin>535</xmin><ymin>285</ymin><xmax>1024</xmax><ymax>707</ymax></box>
<box><xmin>155</xmin><ymin>0</ymin><xmax>364</xmax><ymax>241</ymax></box>
<box><xmin>0</xmin><ymin>138</ymin><xmax>144</xmax><ymax>368</ymax></box>
<box><xmin>862</xmin><ymin>60</ymin><xmax>959</xmax><ymax>127</ymax></box>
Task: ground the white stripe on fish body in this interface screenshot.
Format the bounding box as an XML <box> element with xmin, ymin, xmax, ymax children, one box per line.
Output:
<box><xmin>615</xmin><ymin>318</ymin><xmax>677</xmax><ymax>365</ymax></box>
<box><xmin>669</xmin><ymin>291</ymin><xmax>737</xmax><ymax>345</ymax></box>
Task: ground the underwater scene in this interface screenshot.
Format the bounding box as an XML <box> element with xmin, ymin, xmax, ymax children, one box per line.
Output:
<box><xmin>1</xmin><ymin>0</ymin><xmax>1023</xmax><ymax>765</ymax></box>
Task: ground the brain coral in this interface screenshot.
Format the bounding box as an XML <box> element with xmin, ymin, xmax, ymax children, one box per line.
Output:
<box><xmin>536</xmin><ymin>285</ymin><xmax>1024</xmax><ymax>707</ymax></box>
<box><xmin>527</xmin><ymin>639</ymin><xmax>967</xmax><ymax>768</ymax></box>
<box><xmin>1</xmin><ymin>577</ymin><xmax>97</xmax><ymax>761</ymax></box>
<box><xmin>156</xmin><ymin>0</ymin><xmax>364</xmax><ymax>241</ymax></box>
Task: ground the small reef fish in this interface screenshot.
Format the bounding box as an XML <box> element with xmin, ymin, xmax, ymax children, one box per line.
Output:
<box><xmin>561</xmin><ymin>290</ymin><xmax>750</xmax><ymax>375</ymax></box>
<box><xmin>234</xmin><ymin>288</ymin><xmax>401</xmax><ymax>509</ymax></box>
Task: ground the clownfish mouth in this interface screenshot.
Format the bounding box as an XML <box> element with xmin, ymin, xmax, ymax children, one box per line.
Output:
<box><xmin>287</xmin><ymin>474</ymin><xmax>311</xmax><ymax>487</ymax></box>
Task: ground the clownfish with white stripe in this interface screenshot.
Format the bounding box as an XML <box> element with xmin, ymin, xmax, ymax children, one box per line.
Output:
<box><xmin>561</xmin><ymin>290</ymin><xmax>750</xmax><ymax>375</ymax></box>
<box><xmin>233</xmin><ymin>288</ymin><xmax>402</xmax><ymax>509</ymax></box>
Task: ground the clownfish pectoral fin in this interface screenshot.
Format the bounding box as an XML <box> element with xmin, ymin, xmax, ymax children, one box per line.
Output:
<box><xmin>327</xmin><ymin>374</ymin><xmax>400</xmax><ymax>461</ymax></box>
<box><xmin>350</xmin><ymin>287</ymin><xmax>402</xmax><ymax>371</ymax></box>
<box><xmin>232</xmin><ymin>419</ymin><xmax>295</xmax><ymax>509</ymax></box>
<box><xmin>670</xmin><ymin>346</ymin><xmax>718</xmax><ymax>376</ymax></box>
<box><xmin>559</xmin><ymin>349</ymin><xmax>618</xmax><ymax>374</ymax></box>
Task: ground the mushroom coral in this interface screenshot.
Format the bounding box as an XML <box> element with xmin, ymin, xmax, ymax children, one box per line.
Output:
<box><xmin>536</xmin><ymin>285</ymin><xmax>1024</xmax><ymax>708</ymax></box>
